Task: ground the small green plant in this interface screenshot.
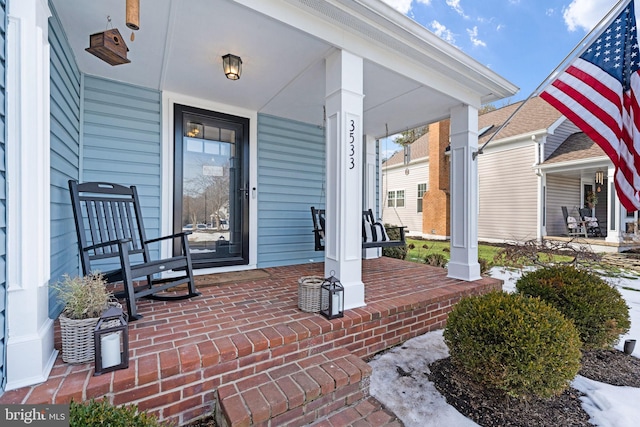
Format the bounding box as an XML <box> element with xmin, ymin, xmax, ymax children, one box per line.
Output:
<box><xmin>53</xmin><ymin>273</ymin><xmax>112</xmax><ymax>319</ymax></box>
<box><xmin>424</xmin><ymin>253</ymin><xmax>447</xmax><ymax>268</ymax></box>
<box><xmin>70</xmin><ymin>399</ymin><xmax>169</xmax><ymax>427</ymax></box>
<box><xmin>444</xmin><ymin>291</ymin><xmax>582</xmax><ymax>399</ymax></box>
<box><xmin>515</xmin><ymin>266</ymin><xmax>630</xmax><ymax>349</ymax></box>
<box><xmin>382</xmin><ymin>224</ymin><xmax>408</xmax><ymax>260</ymax></box>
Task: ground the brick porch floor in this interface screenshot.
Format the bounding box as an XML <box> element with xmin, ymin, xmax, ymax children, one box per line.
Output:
<box><xmin>0</xmin><ymin>258</ymin><xmax>501</xmax><ymax>426</ymax></box>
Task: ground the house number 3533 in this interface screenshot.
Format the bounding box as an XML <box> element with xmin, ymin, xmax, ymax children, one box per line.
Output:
<box><xmin>348</xmin><ymin>119</ymin><xmax>355</xmax><ymax>170</ymax></box>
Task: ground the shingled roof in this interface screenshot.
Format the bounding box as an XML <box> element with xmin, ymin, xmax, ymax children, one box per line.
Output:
<box><xmin>478</xmin><ymin>96</ymin><xmax>564</xmax><ymax>144</ymax></box>
<box><xmin>383</xmin><ymin>96</ymin><xmax>564</xmax><ymax>168</ymax></box>
<box><xmin>545</xmin><ymin>132</ymin><xmax>606</xmax><ymax>164</ymax></box>
<box><xmin>383</xmin><ymin>132</ymin><xmax>429</xmax><ymax>168</ymax></box>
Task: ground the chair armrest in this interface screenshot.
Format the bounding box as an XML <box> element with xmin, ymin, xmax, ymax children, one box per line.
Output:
<box><xmin>383</xmin><ymin>225</ymin><xmax>407</xmax><ymax>241</ymax></box>
<box><xmin>144</xmin><ymin>231</ymin><xmax>191</xmax><ymax>245</ymax></box>
<box><xmin>82</xmin><ymin>238</ymin><xmax>132</xmax><ymax>252</ymax></box>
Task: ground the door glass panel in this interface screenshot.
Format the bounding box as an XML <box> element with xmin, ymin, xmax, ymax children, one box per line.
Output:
<box><xmin>174</xmin><ymin>105</ymin><xmax>249</xmax><ymax>268</ymax></box>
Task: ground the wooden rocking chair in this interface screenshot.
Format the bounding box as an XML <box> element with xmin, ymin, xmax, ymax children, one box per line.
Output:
<box><xmin>69</xmin><ymin>180</ymin><xmax>200</xmax><ymax>320</ymax></box>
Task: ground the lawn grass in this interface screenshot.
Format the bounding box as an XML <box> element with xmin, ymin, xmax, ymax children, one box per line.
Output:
<box><xmin>404</xmin><ymin>238</ymin><xmax>574</xmax><ymax>267</ymax></box>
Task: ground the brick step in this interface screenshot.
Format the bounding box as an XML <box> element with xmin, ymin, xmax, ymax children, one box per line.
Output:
<box><xmin>214</xmin><ymin>348</ymin><xmax>372</xmax><ymax>427</ymax></box>
<box><xmin>309</xmin><ymin>396</ymin><xmax>402</xmax><ymax>427</ymax></box>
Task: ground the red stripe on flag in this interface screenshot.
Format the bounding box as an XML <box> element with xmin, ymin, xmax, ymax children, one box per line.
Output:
<box><xmin>539</xmin><ymin>89</ymin><xmax>621</xmax><ymax>162</ymax></box>
<box><xmin>550</xmin><ymin>77</ymin><xmax>622</xmax><ymax>142</ymax></box>
<box><xmin>565</xmin><ymin>65</ymin><xmax>623</xmax><ymax>108</ymax></box>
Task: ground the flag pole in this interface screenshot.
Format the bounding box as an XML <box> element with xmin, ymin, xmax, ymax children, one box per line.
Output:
<box><xmin>473</xmin><ymin>0</ymin><xmax>631</xmax><ymax>160</ymax></box>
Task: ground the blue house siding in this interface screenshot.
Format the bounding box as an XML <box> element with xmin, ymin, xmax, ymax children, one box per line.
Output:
<box><xmin>82</xmin><ymin>76</ymin><xmax>162</xmax><ymax>260</ymax></box>
<box><xmin>257</xmin><ymin>114</ymin><xmax>325</xmax><ymax>267</ymax></box>
<box><xmin>49</xmin><ymin>3</ymin><xmax>81</xmax><ymax>317</ymax></box>
<box><xmin>0</xmin><ymin>0</ymin><xmax>6</xmax><ymax>391</ymax></box>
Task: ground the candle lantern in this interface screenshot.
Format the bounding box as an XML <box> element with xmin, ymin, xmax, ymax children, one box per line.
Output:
<box><xmin>320</xmin><ymin>274</ymin><xmax>344</xmax><ymax>319</ymax></box>
<box><xmin>93</xmin><ymin>306</ymin><xmax>129</xmax><ymax>375</ymax></box>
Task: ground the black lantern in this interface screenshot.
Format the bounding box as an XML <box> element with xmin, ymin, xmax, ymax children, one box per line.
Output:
<box><xmin>94</xmin><ymin>306</ymin><xmax>129</xmax><ymax>375</ymax></box>
<box><xmin>222</xmin><ymin>54</ymin><xmax>242</xmax><ymax>80</ymax></box>
<box><xmin>320</xmin><ymin>274</ymin><xmax>344</xmax><ymax>319</ymax></box>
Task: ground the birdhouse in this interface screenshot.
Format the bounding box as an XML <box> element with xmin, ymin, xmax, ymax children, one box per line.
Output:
<box><xmin>85</xmin><ymin>28</ymin><xmax>131</xmax><ymax>66</ymax></box>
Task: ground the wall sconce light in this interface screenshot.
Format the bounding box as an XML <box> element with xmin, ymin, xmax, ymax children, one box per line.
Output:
<box><xmin>94</xmin><ymin>306</ymin><xmax>129</xmax><ymax>375</ymax></box>
<box><xmin>222</xmin><ymin>54</ymin><xmax>242</xmax><ymax>80</ymax></box>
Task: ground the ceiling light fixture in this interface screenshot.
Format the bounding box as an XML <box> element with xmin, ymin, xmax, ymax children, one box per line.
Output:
<box><xmin>222</xmin><ymin>54</ymin><xmax>242</xmax><ymax>80</ymax></box>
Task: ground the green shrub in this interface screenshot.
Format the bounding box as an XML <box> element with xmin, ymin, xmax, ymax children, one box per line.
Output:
<box><xmin>515</xmin><ymin>266</ymin><xmax>630</xmax><ymax>349</ymax></box>
<box><xmin>382</xmin><ymin>224</ymin><xmax>408</xmax><ymax>260</ymax></box>
<box><xmin>478</xmin><ymin>258</ymin><xmax>492</xmax><ymax>275</ymax></box>
<box><xmin>70</xmin><ymin>399</ymin><xmax>169</xmax><ymax>427</ymax></box>
<box><xmin>443</xmin><ymin>291</ymin><xmax>582</xmax><ymax>399</ymax></box>
<box><xmin>424</xmin><ymin>253</ymin><xmax>447</xmax><ymax>267</ymax></box>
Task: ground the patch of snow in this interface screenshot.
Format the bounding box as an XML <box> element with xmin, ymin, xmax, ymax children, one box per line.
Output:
<box><xmin>369</xmin><ymin>266</ymin><xmax>640</xmax><ymax>426</ymax></box>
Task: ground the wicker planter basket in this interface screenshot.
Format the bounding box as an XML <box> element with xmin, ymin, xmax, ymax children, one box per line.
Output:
<box><xmin>298</xmin><ymin>276</ymin><xmax>325</xmax><ymax>313</ymax></box>
<box><xmin>59</xmin><ymin>314</ymin><xmax>100</xmax><ymax>364</ymax></box>
<box><xmin>59</xmin><ymin>302</ymin><xmax>123</xmax><ymax>364</ymax></box>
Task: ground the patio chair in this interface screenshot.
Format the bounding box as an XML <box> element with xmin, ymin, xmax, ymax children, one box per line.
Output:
<box><xmin>578</xmin><ymin>208</ymin><xmax>604</xmax><ymax>237</ymax></box>
<box><xmin>68</xmin><ymin>180</ymin><xmax>200</xmax><ymax>320</ymax></box>
<box><xmin>561</xmin><ymin>206</ymin><xmax>587</xmax><ymax>238</ymax></box>
<box><xmin>311</xmin><ymin>206</ymin><xmax>406</xmax><ymax>251</ymax></box>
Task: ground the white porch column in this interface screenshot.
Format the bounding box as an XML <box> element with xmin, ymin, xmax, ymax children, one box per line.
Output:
<box><xmin>363</xmin><ymin>134</ymin><xmax>380</xmax><ymax>260</ymax></box>
<box><xmin>324</xmin><ymin>50</ymin><xmax>365</xmax><ymax>309</ymax></box>
<box><xmin>5</xmin><ymin>0</ymin><xmax>56</xmax><ymax>390</ymax></box>
<box><xmin>448</xmin><ymin>104</ymin><xmax>481</xmax><ymax>281</ymax></box>
<box><xmin>606</xmin><ymin>166</ymin><xmax>623</xmax><ymax>243</ymax></box>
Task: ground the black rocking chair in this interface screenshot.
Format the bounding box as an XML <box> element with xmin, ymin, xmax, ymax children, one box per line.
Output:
<box><xmin>68</xmin><ymin>180</ymin><xmax>200</xmax><ymax>320</ymax></box>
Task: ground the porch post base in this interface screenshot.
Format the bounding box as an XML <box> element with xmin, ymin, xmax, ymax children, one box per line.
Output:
<box><xmin>4</xmin><ymin>320</ymin><xmax>57</xmax><ymax>391</ymax></box>
<box><xmin>325</xmin><ymin>257</ymin><xmax>365</xmax><ymax>310</ymax></box>
<box><xmin>342</xmin><ymin>280</ymin><xmax>366</xmax><ymax>310</ymax></box>
<box><xmin>447</xmin><ymin>261</ymin><xmax>481</xmax><ymax>282</ymax></box>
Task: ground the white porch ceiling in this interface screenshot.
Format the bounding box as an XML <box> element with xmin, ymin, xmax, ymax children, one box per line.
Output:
<box><xmin>50</xmin><ymin>0</ymin><xmax>518</xmax><ymax>138</ymax></box>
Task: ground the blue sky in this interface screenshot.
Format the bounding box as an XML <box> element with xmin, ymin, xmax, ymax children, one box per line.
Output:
<box><xmin>381</xmin><ymin>0</ymin><xmax>621</xmax><ymax>105</ymax></box>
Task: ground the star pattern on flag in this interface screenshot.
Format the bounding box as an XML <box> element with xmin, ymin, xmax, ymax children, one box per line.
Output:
<box><xmin>581</xmin><ymin>7</ymin><xmax>640</xmax><ymax>90</ymax></box>
<box><xmin>541</xmin><ymin>0</ymin><xmax>640</xmax><ymax>212</ymax></box>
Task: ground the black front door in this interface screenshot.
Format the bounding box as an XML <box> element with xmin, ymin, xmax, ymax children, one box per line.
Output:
<box><xmin>174</xmin><ymin>104</ymin><xmax>249</xmax><ymax>268</ymax></box>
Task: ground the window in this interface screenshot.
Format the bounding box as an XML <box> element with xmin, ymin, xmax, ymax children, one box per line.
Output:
<box><xmin>417</xmin><ymin>183</ymin><xmax>427</xmax><ymax>213</ymax></box>
<box><xmin>387</xmin><ymin>190</ymin><xmax>405</xmax><ymax>208</ymax></box>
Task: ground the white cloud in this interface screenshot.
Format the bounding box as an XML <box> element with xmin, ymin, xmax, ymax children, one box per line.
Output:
<box><xmin>546</xmin><ymin>8</ymin><xmax>555</xmax><ymax>17</ymax></box>
<box><xmin>380</xmin><ymin>0</ymin><xmax>413</xmax><ymax>14</ymax></box>
<box><xmin>467</xmin><ymin>26</ymin><xmax>486</xmax><ymax>47</ymax></box>
<box><xmin>446</xmin><ymin>0</ymin><xmax>469</xmax><ymax>19</ymax></box>
<box><xmin>430</xmin><ymin>20</ymin><xmax>457</xmax><ymax>45</ymax></box>
<box><xmin>563</xmin><ymin>0</ymin><xmax>617</xmax><ymax>32</ymax></box>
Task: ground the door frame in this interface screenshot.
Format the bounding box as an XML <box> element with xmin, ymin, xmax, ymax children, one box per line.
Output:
<box><xmin>161</xmin><ymin>94</ymin><xmax>259</xmax><ymax>273</ymax></box>
<box><xmin>173</xmin><ymin>104</ymin><xmax>250</xmax><ymax>268</ymax></box>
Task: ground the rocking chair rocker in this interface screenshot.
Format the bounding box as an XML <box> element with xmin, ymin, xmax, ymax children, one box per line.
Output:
<box><xmin>69</xmin><ymin>180</ymin><xmax>200</xmax><ymax>320</ymax></box>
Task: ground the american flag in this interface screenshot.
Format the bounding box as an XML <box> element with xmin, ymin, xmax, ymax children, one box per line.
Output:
<box><xmin>541</xmin><ymin>0</ymin><xmax>640</xmax><ymax>212</ymax></box>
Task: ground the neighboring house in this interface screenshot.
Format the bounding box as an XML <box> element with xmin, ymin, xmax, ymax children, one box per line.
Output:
<box><xmin>383</xmin><ymin>96</ymin><xmax>639</xmax><ymax>251</ymax></box>
<box><xmin>2</xmin><ymin>0</ymin><xmax>516</xmax><ymax>392</ymax></box>
<box><xmin>381</xmin><ymin>134</ymin><xmax>430</xmax><ymax>234</ymax></box>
